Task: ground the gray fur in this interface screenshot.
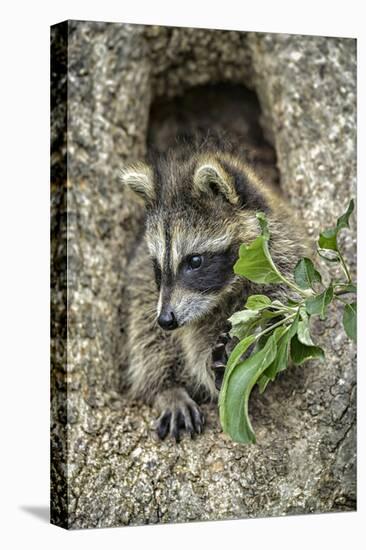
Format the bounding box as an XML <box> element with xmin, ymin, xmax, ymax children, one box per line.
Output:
<box><xmin>123</xmin><ymin>139</ymin><xmax>309</xmax><ymax>441</ymax></box>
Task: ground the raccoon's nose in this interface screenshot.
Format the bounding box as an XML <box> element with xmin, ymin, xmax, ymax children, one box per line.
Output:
<box><xmin>158</xmin><ymin>308</ymin><xmax>178</xmax><ymax>330</ymax></box>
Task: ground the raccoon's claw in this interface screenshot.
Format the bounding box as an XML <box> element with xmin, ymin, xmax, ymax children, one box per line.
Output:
<box><xmin>212</xmin><ymin>331</ymin><xmax>231</xmax><ymax>362</ymax></box>
<box><xmin>156</xmin><ymin>410</ymin><xmax>172</xmax><ymax>440</ymax></box>
<box><xmin>212</xmin><ymin>362</ymin><xmax>226</xmax><ymax>391</ymax></box>
<box><xmin>211</xmin><ymin>330</ymin><xmax>231</xmax><ymax>390</ymax></box>
<box><xmin>155</xmin><ymin>393</ymin><xmax>205</xmax><ymax>442</ymax></box>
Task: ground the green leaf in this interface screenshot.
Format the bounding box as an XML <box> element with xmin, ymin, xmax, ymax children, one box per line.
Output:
<box><xmin>261</xmin><ymin>309</ymin><xmax>286</xmax><ymax>320</ymax></box>
<box><xmin>258</xmin><ymin>326</ymin><xmax>291</xmax><ymax>393</ymax></box>
<box><xmin>245</xmin><ymin>294</ymin><xmax>272</xmax><ymax>310</ymax></box>
<box><xmin>318</xmin><ymin>229</ymin><xmax>338</xmax><ymax>252</ymax></box>
<box><xmin>287</xmin><ymin>310</ymin><xmax>300</xmax><ymax>339</ymax></box>
<box><xmin>219</xmin><ymin>334</ymin><xmax>277</xmax><ymax>444</ymax></box>
<box><xmin>305</xmin><ymin>285</ymin><xmax>333</xmax><ymax>320</ymax></box>
<box><xmin>258</xmin><ymin>314</ymin><xmax>299</xmax><ymax>393</ymax></box>
<box><xmin>220</xmin><ymin>335</ymin><xmax>256</xmax><ymax>412</ymax></box>
<box><xmin>266</xmin><ymin>338</ymin><xmax>290</xmax><ymax>378</ymax></box>
<box><xmin>271</xmin><ymin>299</ymin><xmax>288</xmax><ymax>308</ymax></box>
<box><xmin>343</xmin><ymin>302</ymin><xmax>357</xmax><ymax>342</ymax></box>
<box><xmin>318</xmin><ymin>199</ymin><xmax>355</xmax><ymax>252</ymax></box>
<box><xmin>297</xmin><ymin>309</ymin><xmax>314</xmax><ymax>346</ymax></box>
<box><xmin>229</xmin><ymin>309</ymin><xmax>260</xmax><ymax>326</ymax></box>
<box><xmin>317</xmin><ymin>249</ymin><xmax>340</xmax><ymax>262</ymax></box>
<box><xmin>336</xmin><ymin>283</ymin><xmax>357</xmax><ymax>294</ymax></box>
<box><xmin>287</xmin><ymin>298</ymin><xmax>301</xmax><ymax>306</ymax></box>
<box><xmin>234</xmin><ymin>213</ymin><xmax>284</xmax><ymax>285</ymax></box>
<box><xmin>337</xmin><ymin>199</ymin><xmax>355</xmax><ymax>231</ymax></box>
<box><xmin>294</xmin><ymin>257</ymin><xmax>322</xmax><ymax>289</ymax></box>
<box><xmin>234</xmin><ymin>239</ymin><xmax>283</xmax><ymax>284</ymax></box>
<box><xmin>260</xmin><ymin>299</ymin><xmax>289</xmax><ymax>319</ymax></box>
<box><xmin>257</xmin><ymin>373</ymin><xmax>271</xmax><ymax>393</ymax></box>
<box><xmin>225</xmin><ymin>335</ymin><xmax>256</xmax><ymax>372</ymax></box>
<box><xmin>228</xmin><ymin>309</ymin><xmax>261</xmax><ymax>340</ymax></box>
<box><xmin>290</xmin><ymin>334</ymin><xmax>325</xmax><ymax>365</ymax></box>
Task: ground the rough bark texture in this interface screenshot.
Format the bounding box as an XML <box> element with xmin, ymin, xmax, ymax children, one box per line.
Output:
<box><xmin>51</xmin><ymin>21</ymin><xmax>356</xmax><ymax>529</ymax></box>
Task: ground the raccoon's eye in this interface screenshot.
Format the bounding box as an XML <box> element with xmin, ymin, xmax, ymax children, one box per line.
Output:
<box><xmin>188</xmin><ymin>255</ymin><xmax>203</xmax><ymax>270</ymax></box>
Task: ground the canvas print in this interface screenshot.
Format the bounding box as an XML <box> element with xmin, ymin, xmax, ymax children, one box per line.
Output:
<box><xmin>50</xmin><ymin>20</ymin><xmax>357</xmax><ymax>529</ymax></box>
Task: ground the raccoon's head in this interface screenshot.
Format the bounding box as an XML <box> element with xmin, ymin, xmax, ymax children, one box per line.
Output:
<box><xmin>121</xmin><ymin>151</ymin><xmax>270</xmax><ymax>330</ymax></box>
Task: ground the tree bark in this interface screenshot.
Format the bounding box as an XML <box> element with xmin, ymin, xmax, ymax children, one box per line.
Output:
<box><xmin>51</xmin><ymin>21</ymin><xmax>356</xmax><ymax>529</ymax></box>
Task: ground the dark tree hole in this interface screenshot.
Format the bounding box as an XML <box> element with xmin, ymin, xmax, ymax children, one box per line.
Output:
<box><xmin>147</xmin><ymin>83</ymin><xmax>279</xmax><ymax>188</ymax></box>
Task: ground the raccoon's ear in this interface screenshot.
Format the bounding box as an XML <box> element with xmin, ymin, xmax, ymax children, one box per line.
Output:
<box><xmin>193</xmin><ymin>157</ymin><xmax>240</xmax><ymax>206</ymax></box>
<box><xmin>120</xmin><ymin>162</ymin><xmax>155</xmax><ymax>203</ymax></box>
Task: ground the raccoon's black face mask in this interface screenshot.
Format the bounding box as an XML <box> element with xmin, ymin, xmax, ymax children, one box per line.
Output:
<box><xmin>121</xmin><ymin>152</ymin><xmax>267</xmax><ymax>328</ymax></box>
<box><xmin>149</xmin><ymin>232</ymin><xmax>239</xmax><ymax>329</ymax></box>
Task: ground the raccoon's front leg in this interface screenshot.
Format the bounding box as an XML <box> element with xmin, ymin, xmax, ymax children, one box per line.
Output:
<box><xmin>128</xmin><ymin>340</ymin><xmax>204</xmax><ymax>442</ymax></box>
<box><xmin>127</xmin><ymin>326</ymin><xmax>204</xmax><ymax>442</ymax></box>
<box><xmin>154</xmin><ymin>387</ymin><xmax>205</xmax><ymax>442</ymax></box>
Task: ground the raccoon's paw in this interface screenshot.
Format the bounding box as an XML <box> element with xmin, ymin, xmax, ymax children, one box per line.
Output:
<box><xmin>154</xmin><ymin>388</ymin><xmax>205</xmax><ymax>443</ymax></box>
<box><xmin>211</xmin><ymin>330</ymin><xmax>231</xmax><ymax>391</ymax></box>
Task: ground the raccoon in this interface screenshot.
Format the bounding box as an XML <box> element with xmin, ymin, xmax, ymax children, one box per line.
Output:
<box><xmin>121</xmin><ymin>137</ymin><xmax>308</xmax><ymax>442</ymax></box>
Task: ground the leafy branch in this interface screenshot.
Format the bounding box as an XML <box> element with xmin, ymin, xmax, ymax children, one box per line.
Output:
<box><xmin>219</xmin><ymin>199</ymin><xmax>356</xmax><ymax>444</ymax></box>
